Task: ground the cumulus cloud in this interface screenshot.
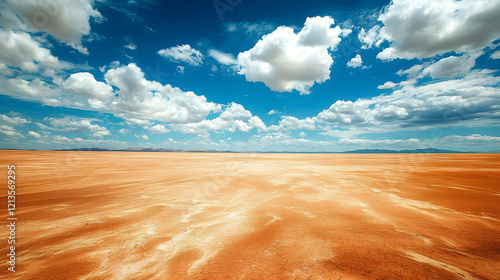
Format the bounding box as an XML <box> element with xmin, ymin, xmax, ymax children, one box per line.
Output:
<box><xmin>208</xmin><ymin>49</ymin><xmax>237</xmax><ymax>65</ymax></box>
<box><xmin>104</xmin><ymin>63</ymin><xmax>221</xmax><ymax>123</ymax></box>
<box><xmin>237</xmin><ymin>16</ymin><xmax>343</xmax><ymax>94</ymax></box>
<box><xmin>4</xmin><ymin>0</ymin><xmax>103</xmax><ymax>54</ymax></box>
<box><xmin>158</xmin><ymin>44</ymin><xmax>204</xmax><ymax>66</ymax></box>
<box><xmin>147</xmin><ymin>124</ymin><xmax>170</xmax><ymax>134</ymax></box>
<box><xmin>62</xmin><ymin>72</ymin><xmax>113</xmax><ymax>102</ymax></box>
<box><xmin>28</xmin><ymin>131</ymin><xmax>41</xmax><ymax>138</ymax></box>
<box><xmin>378</xmin><ymin>81</ymin><xmax>397</xmax><ymax>89</ymax></box>
<box><xmin>0</xmin><ymin>29</ymin><xmax>63</xmax><ymax>72</ymax></box>
<box><xmin>376</xmin><ymin>0</ymin><xmax>500</xmax><ymax>60</ymax></box>
<box><xmin>347</xmin><ymin>54</ymin><xmax>363</xmax><ymax>68</ymax></box>
<box><xmin>279</xmin><ymin>116</ymin><xmax>316</xmax><ymax>130</ymax></box>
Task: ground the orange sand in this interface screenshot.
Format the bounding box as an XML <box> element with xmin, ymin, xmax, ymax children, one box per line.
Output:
<box><xmin>0</xmin><ymin>151</ymin><xmax>499</xmax><ymax>279</ymax></box>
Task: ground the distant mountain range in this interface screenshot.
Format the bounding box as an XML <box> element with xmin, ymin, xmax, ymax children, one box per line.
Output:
<box><xmin>343</xmin><ymin>148</ymin><xmax>464</xmax><ymax>154</ymax></box>
<box><xmin>52</xmin><ymin>147</ymin><xmax>470</xmax><ymax>153</ymax></box>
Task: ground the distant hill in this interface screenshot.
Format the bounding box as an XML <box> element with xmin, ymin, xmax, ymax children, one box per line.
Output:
<box><xmin>344</xmin><ymin>148</ymin><xmax>463</xmax><ymax>154</ymax></box>
<box><xmin>51</xmin><ymin>147</ymin><xmax>469</xmax><ymax>153</ymax></box>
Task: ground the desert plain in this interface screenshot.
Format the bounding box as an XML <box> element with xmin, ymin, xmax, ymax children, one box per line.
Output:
<box><xmin>0</xmin><ymin>150</ymin><xmax>499</xmax><ymax>279</ymax></box>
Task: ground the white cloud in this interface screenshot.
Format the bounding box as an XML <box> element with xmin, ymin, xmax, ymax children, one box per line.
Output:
<box><xmin>104</xmin><ymin>63</ymin><xmax>221</xmax><ymax>123</ymax></box>
<box><xmin>248</xmin><ymin>132</ymin><xmax>334</xmax><ymax>152</ymax></box>
<box><xmin>124</xmin><ymin>36</ymin><xmax>137</xmax><ymax>50</ymax></box>
<box><xmin>147</xmin><ymin>124</ymin><xmax>170</xmax><ymax>134</ymax></box>
<box><xmin>208</xmin><ymin>49</ymin><xmax>237</xmax><ymax>65</ymax></box>
<box><xmin>158</xmin><ymin>44</ymin><xmax>204</xmax><ymax>66</ymax></box>
<box><xmin>396</xmin><ymin>52</ymin><xmax>481</xmax><ymax>80</ymax></box>
<box><xmin>62</xmin><ymin>72</ymin><xmax>113</xmax><ymax>104</ymax></box>
<box><xmin>0</xmin><ymin>125</ymin><xmax>24</xmax><ymax>139</ymax></box>
<box><xmin>347</xmin><ymin>54</ymin><xmax>363</xmax><ymax>68</ymax></box>
<box><xmin>4</xmin><ymin>0</ymin><xmax>103</xmax><ymax>54</ymax></box>
<box><xmin>376</xmin><ymin>0</ymin><xmax>500</xmax><ymax>60</ymax></box>
<box><xmin>339</xmin><ymin>138</ymin><xmax>420</xmax><ymax>146</ymax></box>
<box><xmin>396</xmin><ymin>64</ymin><xmax>424</xmax><ymax>78</ymax></box>
<box><xmin>279</xmin><ymin>116</ymin><xmax>316</xmax><ymax>130</ymax></box>
<box><xmin>491</xmin><ymin>50</ymin><xmax>500</xmax><ymax>59</ymax></box>
<box><xmin>171</xmin><ymin>102</ymin><xmax>266</xmax><ymax>134</ymax></box>
<box><xmin>28</xmin><ymin>131</ymin><xmax>41</xmax><ymax>138</ymax></box>
<box><xmin>124</xmin><ymin>118</ymin><xmax>151</xmax><ymax>127</ymax></box>
<box><xmin>0</xmin><ymin>63</ymin><xmax>220</xmax><ymax>126</ymax></box>
<box><xmin>421</xmin><ymin>53</ymin><xmax>480</xmax><ymax>78</ymax></box>
<box><xmin>341</xmin><ymin>28</ymin><xmax>352</xmax><ymax>37</ymax></box>
<box><xmin>315</xmin><ymin>70</ymin><xmax>500</xmax><ymax>128</ymax></box>
<box><xmin>44</xmin><ymin>117</ymin><xmax>111</xmax><ymax>138</ymax></box>
<box><xmin>0</xmin><ymin>76</ymin><xmax>64</xmax><ymax>107</ymax></box>
<box><xmin>0</xmin><ymin>114</ymin><xmax>30</xmax><ymax>126</ymax></box>
<box><xmin>0</xmin><ymin>29</ymin><xmax>63</xmax><ymax>72</ymax></box>
<box><xmin>124</xmin><ymin>43</ymin><xmax>137</xmax><ymax>50</ymax></box>
<box><xmin>176</xmin><ymin>66</ymin><xmax>185</xmax><ymax>74</ymax></box>
<box><xmin>140</xmin><ymin>134</ymin><xmax>149</xmax><ymax>140</ymax></box>
<box><xmin>237</xmin><ymin>16</ymin><xmax>343</xmax><ymax>94</ymax></box>
<box><xmin>248</xmin><ymin>116</ymin><xmax>267</xmax><ymax>131</ymax></box>
<box><xmin>299</xmin><ymin>131</ymin><xmax>307</xmax><ymax>137</ymax></box>
<box><xmin>358</xmin><ymin>26</ymin><xmax>381</xmax><ymax>49</ymax></box>
<box><xmin>267</xmin><ymin>110</ymin><xmax>280</xmax><ymax>115</ymax></box>
<box><xmin>118</xmin><ymin>128</ymin><xmax>129</xmax><ymax>134</ymax></box>
<box><xmin>378</xmin><ymin>81</ymin><xmax>397</xmax><ymax>89</ymax></box>
<box><xmin>49</xmin><ymin>134</ymin><xmax>126</xmax><ymax>147</ymax></box>
<box><xmin>443</xmin><ymin>134</ymin><xmax>500</xmax><ymax>147</ymax></box>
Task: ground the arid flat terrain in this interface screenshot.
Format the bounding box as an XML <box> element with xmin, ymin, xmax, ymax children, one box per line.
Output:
<box><xmin>1</xmin><ymin>151</ymin><xmax>499</xmax><ymax>279</ymax></box>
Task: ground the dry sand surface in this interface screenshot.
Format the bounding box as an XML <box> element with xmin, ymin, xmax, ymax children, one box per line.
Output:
<box><xmin>1</xmin><ymin>150</ymin><xmax>499</xmax><ymax>280</ymax></box>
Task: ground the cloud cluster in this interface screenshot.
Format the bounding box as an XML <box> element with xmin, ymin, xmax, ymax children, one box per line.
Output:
<box><xmin>315</xmin><ymin>70</ymin><xmax>500</xmax><ymax>129</ymax></box>
<box><xmin>0</xmin><ymin>114</ymin><xmax>30</xmax><ymax>139</ymax></box>
<box><xmin>171</xmin><ymin>102</ymin><xmax>267</xmax><ymax>134</ymax></box>
<box><xmin>376</xmin><ymin>0</ymin><xmax>500</xmax><ymax>60</ymax></box>
<box><xmin>45</xmin><ymin>117</ymin><xmax>111</xmax><ymax>138</ymax></box>
<box><xmin>238</xmin><ymin>16</ymin><xmax>343</xmax><ymax>94</ymax></box>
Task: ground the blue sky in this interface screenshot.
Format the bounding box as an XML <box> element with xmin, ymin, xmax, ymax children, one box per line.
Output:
<box><xmin>0</xmin><ymin>0</ymin><xmax>499</xmax><ymax>152</ymax></box>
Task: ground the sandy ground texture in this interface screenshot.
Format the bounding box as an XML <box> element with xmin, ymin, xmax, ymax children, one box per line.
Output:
<box><xmin>0</xmin><ymin>151</ymin><xmax>499</xmax><ymax>280</ymax></box>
